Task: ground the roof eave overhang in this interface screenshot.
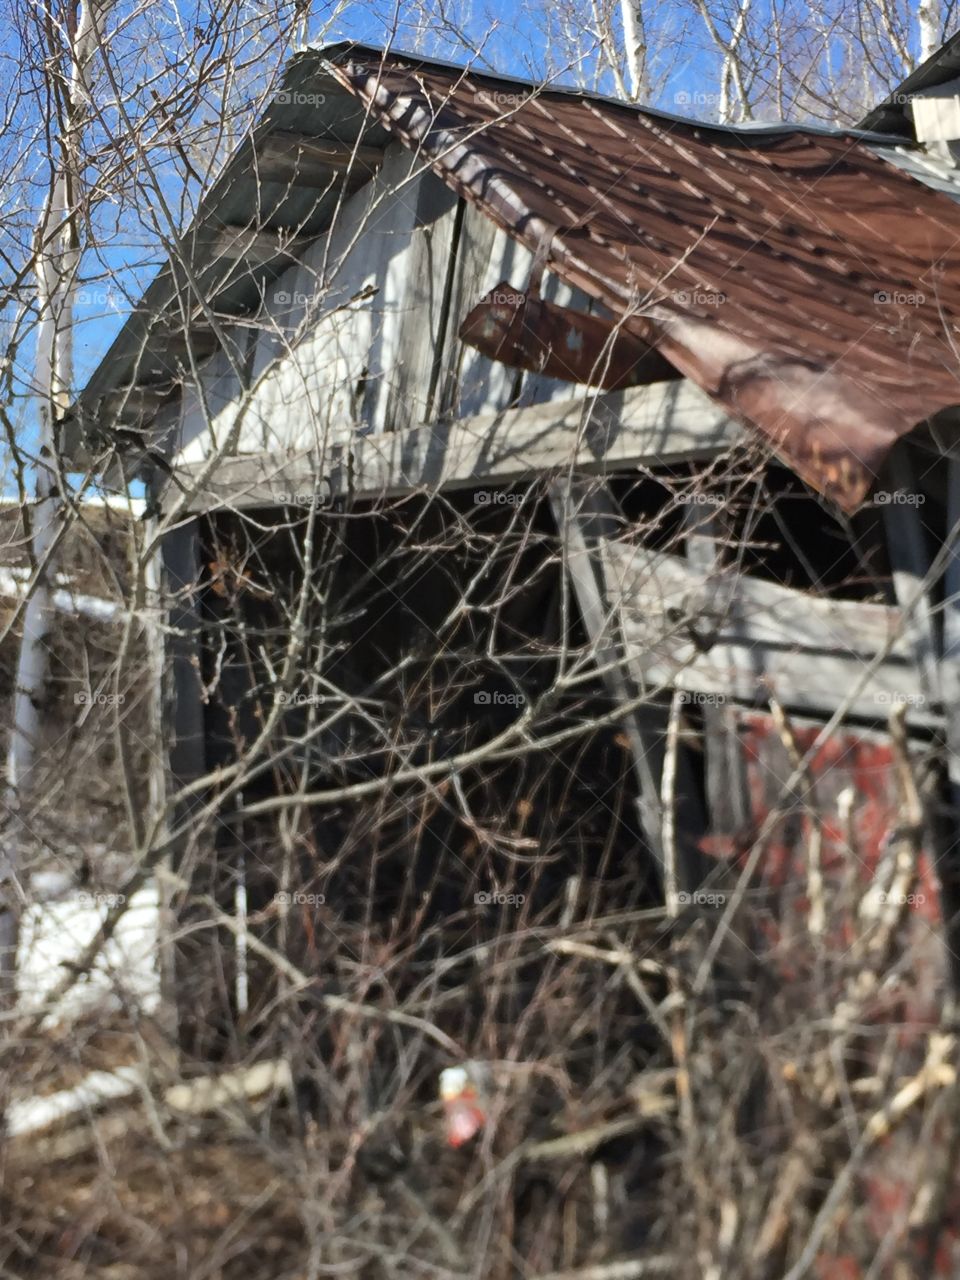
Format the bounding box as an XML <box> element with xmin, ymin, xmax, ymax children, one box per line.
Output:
<box><xmin>65</xmin><ymin>42</ymin><xmax>394</xmax><ymax>471</ymax></box>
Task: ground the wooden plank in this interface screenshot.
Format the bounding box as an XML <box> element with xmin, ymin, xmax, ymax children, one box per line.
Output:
<box><xmin>161</xmin><ymin>520</ymin><xmax>206</xmax><ymax>799</ymax></box>
<box><xmin>203</xmin><ymin>225</ymin><xmax>313</xmax><ymax>267</ymax></box>
<box><xmin>944</xmin><ymin>458</ymin><xmax>960</xmax><ymax>797</ymax></box>
<box><xmin>211</xmin><ymin>143</ymin><xmax>419</xmax><ymax>457</ymax></box>
<box><xmin>881</xmin><ymin>446</ymin><xmax>942</xmax><ymax>706</ymax></box>
<box><xmin>439</xmin><ymin>203</ymin><xmax>523</xmax><ymax>418</ymax></box>
<box><xmin>377</xmin><ymin>176</ymin><xmax>461</xmax><ymax>432</ymax></box>
<box><xmin>550</xmin><ymin>479</ymin><xmax>708</xmax><ymax>891</ymax></box>
<box><xmin>518</xmin><ymin>275</ymin><xmax>608</xmax><ymax>406</ymax></box>
<box><xmin>254</xmin><ymin>131</ymin><xmax>382</xmax><ymax>185</ymax></box>
<box><xmin>703</xmin><ymin>703</ymin><xmax>751</xmax><ymax>843</ymax></box>
<box><xmin>173</xmin><ymin>379</ymin><xmax>738</xmax><ymax>511</ymax></box>
<box><xmin>602</xmin><ymin>544</ymin><xmax>935</xmax><ymax>725</ymax></box>
<box><xmin>142</xmin><ymin>510</ymin><xmax>180</xmax><ymax>1067</ymax></box>
<box><xmin>159</xmin><ymin>519</ymin><xmax>210</xmax><ymax>1056</ymax></box>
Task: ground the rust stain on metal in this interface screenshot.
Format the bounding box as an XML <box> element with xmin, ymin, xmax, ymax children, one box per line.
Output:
<box><xmin>458</xmin><ymin>283</ymin><xmax>678</xmax><ymax>389</ymax></box>
<box><xmin>327</xmin><ymin>52</ymin><xmax>960</xmax><ymax>509</ymax></box>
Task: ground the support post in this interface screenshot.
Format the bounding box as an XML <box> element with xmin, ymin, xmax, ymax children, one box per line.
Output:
<box><xmin>549</xmin><ymin>478</ymin><xmax>707</xmax><ymax>894</ymax></box>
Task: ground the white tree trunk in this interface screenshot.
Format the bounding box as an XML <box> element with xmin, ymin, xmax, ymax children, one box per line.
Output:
<box><xmin>619</xmin><ymin>0</ymin><xmax>647</xmax><ymax>101</ymax></box>
<box><xmin>0</xmin><ymin>183</ymin><xmax>68</xmax><ymax>997</ymax></box>
<box><xmin>917</xmin><ymin>0</ymin><xmax>941</xmax><ymax>64</ymax></box>
<box><xmin>2</xmin><ymin>0</ymin><xmax>111</xmax><ymax>1003</ymax></box>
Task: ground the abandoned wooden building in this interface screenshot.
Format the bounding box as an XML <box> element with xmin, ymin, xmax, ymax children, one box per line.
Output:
<box><xmin>63</xmin><ymin>29</ymin><xmax>960</xmax><ymax>1273</ymax></box>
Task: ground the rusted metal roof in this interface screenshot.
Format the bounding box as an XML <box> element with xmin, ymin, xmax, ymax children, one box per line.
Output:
<box><xmin>326</xmin><ymin>48</ymin><xmax>960</xmax><ymax>510</ymax></box>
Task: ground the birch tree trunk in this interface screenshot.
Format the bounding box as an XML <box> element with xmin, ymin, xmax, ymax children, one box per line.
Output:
<box><xmin>619</xmin><ymin>0</ymin><xmax>648</xmax><ymax>101</ymax></box>
<box><xmin>2</xmin><ymin>0</ymin><xmax>112</xmax><ymax>1004</ymax></box>
<box><xmin>918</xmin><ymin>0</ymin><xmax>942</xmax><ymax>64</ymax></box>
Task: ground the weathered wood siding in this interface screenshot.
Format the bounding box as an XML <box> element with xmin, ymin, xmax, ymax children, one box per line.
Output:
<box><xmin>600</xmin><ymin>541</ymin><xmax>934</xmax><ymax>726</ymax></box>
<box><xmin>172</xmin><ymin>144</ymin><xmax>642</xmax><ymax>468</ymax></box>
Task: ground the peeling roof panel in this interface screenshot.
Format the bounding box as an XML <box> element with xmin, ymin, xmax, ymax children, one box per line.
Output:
<box><xmin>871</xmin><ymin>142</ymin><xmax>960</xmax><ymax>203</ymax></box>
<box><xmin>326</xmin><ymin>48</ymin><xmax>960</xmax><ymax>509</ymax></box>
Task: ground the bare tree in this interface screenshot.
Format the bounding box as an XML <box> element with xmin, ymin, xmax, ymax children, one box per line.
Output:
<box><xmin>0</xmin><ymin>6</ymin><xmax>955</xmax><ymax>1279</ymax></box>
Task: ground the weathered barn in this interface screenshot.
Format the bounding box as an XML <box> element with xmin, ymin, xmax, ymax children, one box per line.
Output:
<box><xmin>68</xmin><ymin>30</ymin><xmax>960</xmax><ymax>1275</ymax></box>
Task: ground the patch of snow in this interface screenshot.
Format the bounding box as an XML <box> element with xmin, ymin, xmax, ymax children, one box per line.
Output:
<box><xmin>6</xmin><ymin>1065</ymin><xmax>142</xmax><ymax>1136</ymax></box>
<box><xmin>17</xmin><ymin>881</ymin><xmax>160</xmax><ymax>1026</ymax></box>
<box><xmin>0</xmin><ymin>567</ymin><xmax>124</xmax><ymax>620</ymax></box>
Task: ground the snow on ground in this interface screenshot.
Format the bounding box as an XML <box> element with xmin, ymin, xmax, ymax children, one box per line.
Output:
<box><xmin>6</xmin><ymin>1066</ymin><xmax>142</xmax><ymax>1136</ymax></box>
<box><xmin>17</xmin><ymin>881</ymin><xmax>161</xmax><ymax>1025</ymax></box>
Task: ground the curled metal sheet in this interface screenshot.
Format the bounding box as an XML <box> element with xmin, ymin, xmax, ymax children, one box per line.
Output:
<box><xmin>326</xmin><ymin>51</ymin><xmax>960</xmax><ymax>510</ymax></box>
<box><xmin>458</xmin><ymin>282</ymin><xmax>678</xmax><ymax>390</ymax></box>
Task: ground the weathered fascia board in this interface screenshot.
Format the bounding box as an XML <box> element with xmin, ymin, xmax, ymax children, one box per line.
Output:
<box><xmin>201</xmin><ymin>225</ymin><xmax>315</xmax><ymax>267</ymax></box>
<box><xmin>603</xmin><ymin>542</ymin><xmax>937</xmax><ymax>727</ymax></box>
<box><xmin>173</xmin><ymin>379</ymin><xmax>739</xmax><ymax>512</ymax></box>
<box><xmin>254</xmin><ymin>132</ymin><xmax>383</xmax><ymax>186</ymax></box>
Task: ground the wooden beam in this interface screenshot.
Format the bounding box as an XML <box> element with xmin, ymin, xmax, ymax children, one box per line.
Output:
<box><xmin>938</xmin><ymin>457</ymin><xmax>960</xmax><ymax>994</ymax></box>
<box><xmin>881</xmin><ymin>446</ymin><xmax>942</xmax><ymax>706</ymax></box>
<box><xmin>161</xmin><ymin>519</ymin><xmax>239</xmax><ymax>1059</ymax></box>
<box><xmin>944</xmin><ymin>460</ymin><xmax>960</xmax><ymax>797</ymax></box>
<box><xmin>549</xmin><ymin>479</ymin><xmax>709</xmax><ymax>892</ymax></box>
<box><xmin>605</xmin><ymin>544</ymin><xmax>936</xmax><ymax>727</ymax></box>
<box><xmin>202</xmin><ymin>225</ymin><xmax>313</xmax><ymax>267</ymax></box>
<box><xmin>162</xmin><ymin>520</ymin><xmax>207</xmax><ymax>800</ymax></box>
<box><xmin>174</xmin><ymin>380</ymin><xmax>740</xmax><ymax>512</ymax></box>
<box><xmin>140</xmin><ymin>330</ymin><xmax>220</xmax><ymax>379</ymax></box>
<box><xmin>255</xmin><ymin>131</ymin><xmax>382</xmax><ymax>186</ymax></box>
<box><xmin>99</xmin><ymin>384</ymin><xmax>177</xmax><ymax>423</ymax></box>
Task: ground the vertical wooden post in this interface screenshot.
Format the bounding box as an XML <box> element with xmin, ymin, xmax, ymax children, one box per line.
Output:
<box><xmin>143</xmin><ymin>512</ymin><xmax>179</xmax><ymax>1065</ymax></box>
<box><xmin>941</xmin><ymin>460</ymin><xmax>960</xmax><ymax>811</ymax></box>
<box><xmin>882</xmin><ymin>448</ymin><xmax>941</xmax><ymax>706</ymax></box>
<box><xmin>160</xmin><ymin>517</ymin><xmax>238</xmax><ymax>1060</ymax></box>
<box><xmin>549</xmin><ymin>477</ymin><xmax>707</xmax><ymax>894</ymax></box>
<box><xmin>883</xmin><ymin>443</ymin><xmax>960</xmax><ymax>994</ymax></box>
<box><xmin>939</xmin><ymin>458</ymin><xmax>960</xmax><ymax>994</ymax></box>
